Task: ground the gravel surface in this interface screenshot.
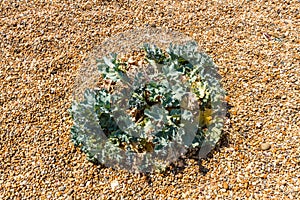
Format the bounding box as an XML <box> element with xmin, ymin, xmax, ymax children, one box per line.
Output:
<box><xmin>0</xmin><ymin>0</ymin><xmax>299</xmax><ymax>199</ymax></box>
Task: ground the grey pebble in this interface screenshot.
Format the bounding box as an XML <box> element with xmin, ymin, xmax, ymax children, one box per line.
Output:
<box><xmin>59</xmin><ymin>186</ymin><xmax>66</xmax><ymax>191</ymax></box>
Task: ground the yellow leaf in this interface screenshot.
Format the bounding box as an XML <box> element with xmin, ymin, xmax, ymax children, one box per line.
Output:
<box><xmin>199</xmin><ymin>108</ymin><xmax>212</xmax><ymax>127</ymax></box>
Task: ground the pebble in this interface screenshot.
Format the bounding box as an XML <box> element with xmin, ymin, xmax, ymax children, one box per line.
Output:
<box><xmin>246</xmin><ymin>191</ymin><xmax>250</xmax><ymax>197</ymax></box>
<box><xmin>223</xmin><ymin>182</ymin><xmax>229</xmax><ymax>190</ymax></box>
<box><xmin>111</xmin><ymin>180</ymin><xmax>119</xmax><ymax>191</ymax></box>
<box><xmin>59</xmin><ymin>186</ymin><xmax>66</xmax><ymax>191</ymax></box>
<box><xmin>261</xmin><ymin>142</ymin><xmax>272</xmax><ymax>151</ymax></box>
<box><xmin>67</xmin><ymin>189</ymin><xmax>74</xmax><ymax>195</ymax></box>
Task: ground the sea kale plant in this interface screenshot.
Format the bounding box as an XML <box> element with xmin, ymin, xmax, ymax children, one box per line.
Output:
<box><xmin>69</xmin><ymin>42</ymin><xmax>226</xmax><ymax>172</ymax></box>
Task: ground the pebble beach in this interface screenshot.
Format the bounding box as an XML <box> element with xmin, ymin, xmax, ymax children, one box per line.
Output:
<box><xmin>0</xmin><ymin>0</ymin><xmax>299</xmax><ymax>199</ymax></box>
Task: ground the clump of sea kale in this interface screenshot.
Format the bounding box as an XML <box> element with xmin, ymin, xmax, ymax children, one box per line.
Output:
<box><xmin>69</xmin><ymin>42</ymin><xmax>225</xmax><ymax>172</ymax></box>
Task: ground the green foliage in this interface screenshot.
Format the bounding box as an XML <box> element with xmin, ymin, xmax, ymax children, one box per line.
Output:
<box><xmin>69</xmin><ymin>42</ymin><xmax>225</xmax><ymax>172</ymax></box>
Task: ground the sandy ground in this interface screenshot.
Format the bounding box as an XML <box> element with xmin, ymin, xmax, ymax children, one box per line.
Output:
<box><xmin>0</xmin><ymin>0</ymin><xmax>299</xmax><ymax>199</ymax></box>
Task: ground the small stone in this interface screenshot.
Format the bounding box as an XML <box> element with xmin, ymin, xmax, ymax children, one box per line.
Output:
<box><xmin>59</xmin><ymin>186</ymin><xmax>66</xmax><ymax>191</ymax></box>
<box><xmin>246</xmin><ymin>191</ymin><xmax>250</xmax><ymax>197</ymax></box>
<box><xmin>67</xmin><ymin>189</ymin><xmax>74</xmax><ymax>195</ymax></box>
<box><xmin>85</xmin><ymin>181</ymin><xmax>91</xmax><ymax>187</ymax></box>
<box><xmin>127</xmin><ymin>179</ymin><xmax>133</xmax><ymax>184</ymax></box>
<box><xmin>256</xmin><ymin>122</ymin><xmax>263</xmax><ymax>128</ymax></box>
<box><xmin>127</xmin><ymin>57</ymin><xmax>136</xmax><ymax>64</ymax></box>
<box><xmin>260</xmin><ymin>142</ymin><xmax>271</xmax><ymax>150</ymax></box>
<box><xmin>223</xmin><ymin>182</ymin><xmax>229</xmax><ymax>190</ymax></box>
<box><xmin>111</xmin><ymin>180</ymin><xmax>119</xmax><ymax>191</ymax></box>
<box><xmin>220</xmin><ymin>189</ymin><xmax>227</xmax><ymax>193</ymax></box>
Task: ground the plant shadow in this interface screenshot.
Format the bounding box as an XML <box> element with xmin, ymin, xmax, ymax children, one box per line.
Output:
<box><xmin>144</xmin><ymin>101</ymin><xmax>233</xmax><ymax>180</ymax></box>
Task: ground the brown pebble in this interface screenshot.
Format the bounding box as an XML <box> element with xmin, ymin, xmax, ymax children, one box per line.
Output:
<box><xmin>246</xmin><ymin>191</ymin><xmax>250</xmax><ymax>197</ymax></box>
<box><xmin>223</xmin><ymin>182</ymin><xmax>229</xmax><ymax>190</ymax></box>
<box><xmin>260</xmin><ymin>142</ymin><xmax>271</xmax><ymax>150</ymax></box>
